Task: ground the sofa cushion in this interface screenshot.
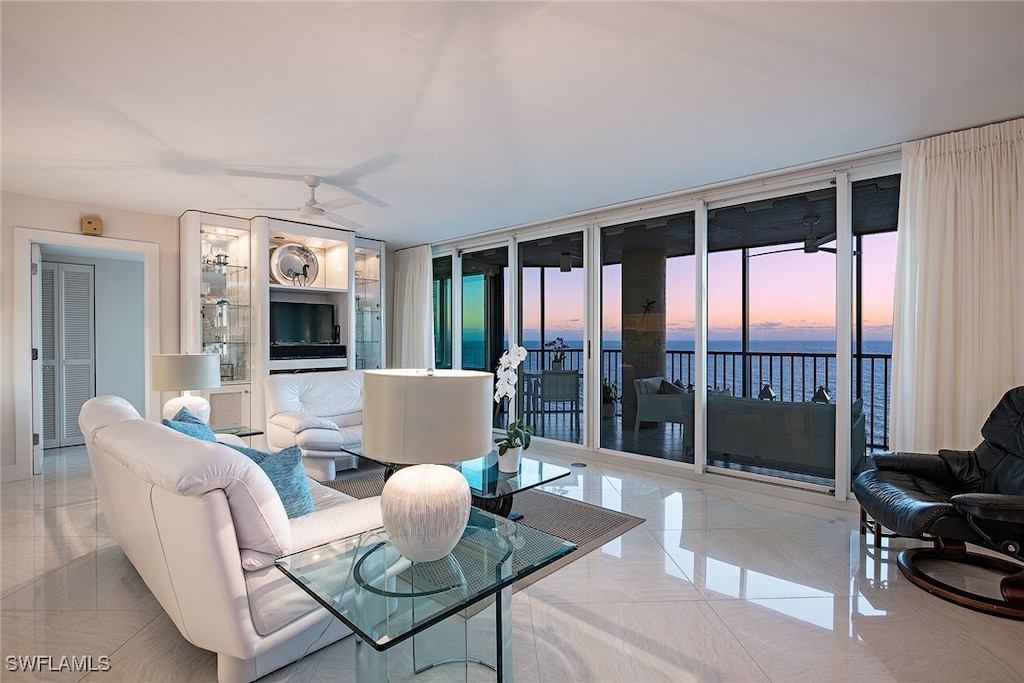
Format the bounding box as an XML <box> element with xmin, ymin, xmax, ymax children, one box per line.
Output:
<box><xmin>659</xmin><ymin>379</ymin><xmax>686</xmax><ymax>394</ymax></box>
<box><xmin>228</xmin><ymin>444</ymin><xmax>316</xmax><ymax>518</ymax></box>
<box><xmin>162</xmin><ymin>406</ymin><xmax>216</xmax><ymax>442</ymax></box>
<box><xmin>334</xmin><ymin>411</ymin><xmax>362</xmax><ymax>429</ymax></box>
<box><xmin>635</xmin><ymin>377</ymin><xmax>665</xmax><ymax>395</ymax></box>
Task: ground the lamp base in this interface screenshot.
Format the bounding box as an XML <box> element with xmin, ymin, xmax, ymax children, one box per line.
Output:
<box><xmin>380</xmin><ymin>464</ymin><xmax>471</xmax><ymax>562</ymax></box>
<box><xmin>162</xmin><ymin>392</ymin><xmax>211</xmax><ymax>424</ymax></box>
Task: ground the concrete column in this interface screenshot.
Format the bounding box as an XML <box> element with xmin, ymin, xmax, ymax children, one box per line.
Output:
<box><xmin>621</xmin><ymin>248</ymin><xmax>667</xmax><ymax>428</ymax></box>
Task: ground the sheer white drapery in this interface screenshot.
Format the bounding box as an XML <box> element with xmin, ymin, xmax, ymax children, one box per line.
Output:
<box><xmin>890</xmin><ymin>118</ymin><xmax>1024</xmax><ymax>452</ymax></box>
<box><xmin>391</xmin><ymin>245</ymin><xmax>435</xmax><ymax>368</ymax></box>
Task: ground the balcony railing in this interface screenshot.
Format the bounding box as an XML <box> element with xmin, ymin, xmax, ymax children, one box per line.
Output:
<box><xmin>524</xmin><ymin>347</ymin><xmax>891</xmax><ymax>451</ymax></box>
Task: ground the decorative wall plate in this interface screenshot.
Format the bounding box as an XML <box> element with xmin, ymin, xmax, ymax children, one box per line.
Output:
<box><xmin>270</xmin><ymin>244</ymin><xmax>319</xmax><ymax>286</ymax></box>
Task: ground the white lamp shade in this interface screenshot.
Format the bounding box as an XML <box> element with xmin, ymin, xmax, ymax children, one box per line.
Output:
<box><xmin>152</xmin><ymin>354</ymin><xmax>221</xmax><ymax>423</ymax></box>
<box><xmin>152</xmin><ymin>354</ymin><xmax>221</xmax><ymax>392</ymax></box>
<box><xmin>362</xmin><ymin>369</ymin><xmax>494</xmax><ymax>465</ymax></box>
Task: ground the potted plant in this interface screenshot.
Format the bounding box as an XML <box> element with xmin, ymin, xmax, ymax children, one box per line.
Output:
<box><xmin>544</xmin><ymin>337</ymin><xmax>569</xmax><ymax>370</ymax></box>
<box><xmin>602</xmin><ymin>379</ymin><xmax>619</xmax><ymax>419</ymax></box>
<box><xmin>493</xmin><ymin>343</ymin><xmax>533</xmax><ymax>472</ymax></box>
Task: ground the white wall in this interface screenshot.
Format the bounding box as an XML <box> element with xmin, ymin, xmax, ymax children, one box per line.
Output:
<box><xmin>1</xmin><ymin>192</ymin><xmax>180</xmax><ymax>473</ymax></box>
<box><xmin>41</xmin><ymin>253</ymin><xmax>146</xmax><ymax>415</ymax></box>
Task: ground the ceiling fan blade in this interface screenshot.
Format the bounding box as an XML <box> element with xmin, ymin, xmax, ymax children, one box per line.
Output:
<box><xmin>805</xmin><ymin>232</ymin><xmax>837</xmax><ymax>250</ymax></box>
<box><xmin>330</xmin><ymin>152</ymin><xmax>402</xmax><ymax>183</ymax></box>
<box><xmin>748</xmin><ymin>246</ymin><xmax>804</xmax><ymax>257</ymax></box>
<box><xmin>314</xmin><ymin>196</ymin><xmax>361</xmax><ymax>211</ymax></box>
<box><xmin>225</xmin><ymin>168</ymin><xmax>307</xmax><ymax>182</ymax></box>
<box><xmin>322</xmin><ymin>212</ymin><xmax>364</xmax><ymax>231</ymax></box>
<box><xmin>321</xmin><ymin>182</ymin><xmax>389</xmax><ymax>208</ymax></box>
<box><xmin>217</xmin><ymin>207</ymin><xmax>298</xmax><ymax>211</ymax></box>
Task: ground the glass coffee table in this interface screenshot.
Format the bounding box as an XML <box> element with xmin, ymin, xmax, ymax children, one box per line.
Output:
<box><xmin>341</xmin><ymin>445</ymin><xmax>574</xmax><ymax>520</ymax></box>
<box><xmin>276</xmin><ymin>507</ymin><xmax>576</xmax><ymax>681</ymax></box>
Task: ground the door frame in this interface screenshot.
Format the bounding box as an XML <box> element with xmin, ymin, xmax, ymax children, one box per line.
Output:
<box><xmin>11</xmin><ymin>228</ymin><xmax>160</xmax><ymax>481</ymax></box>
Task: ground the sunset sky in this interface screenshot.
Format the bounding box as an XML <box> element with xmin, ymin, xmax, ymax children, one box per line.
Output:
<box><xmin>465</xmin><ymin>232</ymin><xmax>897</xmax><ymax>346</ymax></box>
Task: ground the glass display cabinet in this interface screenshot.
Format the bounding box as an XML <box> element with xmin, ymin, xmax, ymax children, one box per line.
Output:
<box><xmin>180</xmin><ymin>211</ymin><xmax>254</xmax><ymax>425</ymax></box>
<box><xmin>354</xmin><ymin>237</ymin><xmax>385</xmax><ymax>369</ymax></box>
<box><xmin>200</xmin><ymin>229</ymin><xmax>251</xmax><ymax>382</ymax></box>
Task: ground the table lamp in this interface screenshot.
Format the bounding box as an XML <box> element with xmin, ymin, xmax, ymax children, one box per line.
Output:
<box><xmin>362</xmin><ymin>368</ymin><xmax>494</xmax><ymax>562</ymax></box>
<box><xmin>152</xmin><ymin>353</ymin><xmax>222</xmax><ymax>423</ymax></box>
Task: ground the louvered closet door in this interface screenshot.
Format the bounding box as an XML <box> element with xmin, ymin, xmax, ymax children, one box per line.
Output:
<box><xmin>41</xmin><ymin>263</ymin><xmax>95</xmax><ymax>448</ymax></box>
<box><xmin>41</xmin><ymin>264</ymin><xmax>58</xmax><ymax>446</ymax></box>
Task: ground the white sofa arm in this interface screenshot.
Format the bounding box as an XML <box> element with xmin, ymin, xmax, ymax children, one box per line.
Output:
<box><xmin>215</xmin><ymin>433</ymin><xmax>246</xmax><ymax>447</ymax></box>
<box><xmin>241</xmin><ymin>496</ymin><xmax>383</xmax><ymax>570</ymax></box>
<box><xmin>288</xmin><ymin>496</ymin><xmax>383</xmax><ymax>553</ymax></box>
<box><xmin>268</xmin><ymin>411</ymin><xmax>340</xmax><ymax>434</ymax></box>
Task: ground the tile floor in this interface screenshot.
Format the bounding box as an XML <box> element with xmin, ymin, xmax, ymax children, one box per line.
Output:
<box><xmin>3</xmin><ymin>446</ymin><xmax>1024</xmax><ymax>682</ymax></box>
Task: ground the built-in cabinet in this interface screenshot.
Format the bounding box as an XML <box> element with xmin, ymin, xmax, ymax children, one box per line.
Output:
<box><xmin>256</xmin><ymin>217</ymin><xmax>353</xmax><ymax>375</ymax></box>
<box><xmin>180</xmin><ymin>213</ymin><xmax>256</xmax><ymax>426</ymax></box>
<box><xmin>354</xmin><ymin>238</ymin><xmax>385</xmax><ymax>369</ymax></box>
<box><xmin>180</xmin><ymin>211</ymin><xmax>385</xmax><ymax>434</ymax></box>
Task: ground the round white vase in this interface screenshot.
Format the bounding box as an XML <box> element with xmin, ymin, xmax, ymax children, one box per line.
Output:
<box><xmin>380</xmin><ymin>464</ymin><xmax>471</xmax><ymax>562</ymax></box>
<box><xmin>497</xmin><ymin>445</ymin><xmax>522</xmax><ymax>473</ymax></box>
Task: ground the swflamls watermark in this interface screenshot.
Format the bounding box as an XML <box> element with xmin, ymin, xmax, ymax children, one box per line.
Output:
<box><xmin>4</xmin><ymin>655</ymin><xmax>111</xmax><ymax>673</ymax></box>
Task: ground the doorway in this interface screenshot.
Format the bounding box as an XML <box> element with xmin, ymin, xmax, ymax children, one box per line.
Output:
<box><xmin>11</xmin><ymin>228</ymin><xmax>159</xmax><ymax>481</ymax></box>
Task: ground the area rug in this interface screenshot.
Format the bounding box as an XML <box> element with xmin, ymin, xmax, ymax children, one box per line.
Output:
<box><xmin>319</xmin><ymin>468</ymin><xmax>645</xmax><ymax>591</ymax></box>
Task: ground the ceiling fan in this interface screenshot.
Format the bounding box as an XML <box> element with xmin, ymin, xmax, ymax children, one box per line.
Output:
<box><xmin>748</xmin><ymin>215</ymin><xmax>847</xmax><ymax>257</ymax></box>
<box><xmin>221</xmin><ymin>153</ymin><xmax>401</xmax><ymax>230</ymax></box>
<box><xmin>219</xmin><ymin>174</ymin><xmax>364</xmax><ymax>230</ymax></box>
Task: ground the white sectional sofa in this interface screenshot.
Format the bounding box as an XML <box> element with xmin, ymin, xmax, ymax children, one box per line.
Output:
<box><xmin>262</xmin><ymin>370</ymin><xmax>365</xmax><ymax>480</ymax></box>
<box><xmin>79</xmin><ymin>395</ymin><xmax>383</xmax><ymax>682</ymax></box>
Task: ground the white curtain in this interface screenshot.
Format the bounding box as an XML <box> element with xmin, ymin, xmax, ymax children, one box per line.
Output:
<box><xmin>391</xmin><ymin>245</ymin><xmax>435</xmax><ymax>368</ymax></box>
<box><xmin>890</xmin><ymin>118</ymin><xmax>1024</xmax><ymax>452</ymax></box>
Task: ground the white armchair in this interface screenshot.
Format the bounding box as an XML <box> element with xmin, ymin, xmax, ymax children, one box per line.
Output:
<box><xmin>262</xmin><ymin>370</ymin><xmax>365</xmax><ymax>480</ymax></box>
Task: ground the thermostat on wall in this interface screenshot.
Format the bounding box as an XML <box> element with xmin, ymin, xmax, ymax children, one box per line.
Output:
<box><xmin>81</xmin><ymin>216</ymin><xmax>103</xmax><ymax>236</ymax></box>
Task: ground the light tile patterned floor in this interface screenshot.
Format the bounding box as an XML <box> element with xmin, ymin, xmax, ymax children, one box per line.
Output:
<box><xmin>3</xmin><ymin>446</ymin><xmax>1024</xmax><ymax>682</ymax></box>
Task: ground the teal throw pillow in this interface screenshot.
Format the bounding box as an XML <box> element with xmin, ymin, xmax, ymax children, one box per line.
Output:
<box><xmin>229</xmin><ymin>444</ymin><xmax>316</xmax><ymax>519</ymax></box>
<box><xmin>162</xmin><ymin>407</ymin><xmax>216</xmax><ymax>442</ymax></box>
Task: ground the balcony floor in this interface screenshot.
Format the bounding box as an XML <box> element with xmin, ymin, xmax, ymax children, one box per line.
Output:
<box><xmin>528</xmin><ymin>410</ymin><xmax>840</xmax><ymax>488</ymax></box>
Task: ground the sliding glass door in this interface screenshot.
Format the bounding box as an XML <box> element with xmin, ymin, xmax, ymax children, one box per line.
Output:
<box><xmin>432</xmin><ymin>255</ymin><xmax>453</xmax><ymax>370</ymax></box>
<box><xmin>600</xmin><ymin>213</ymin><xmax>695</xmax><ymax>459</ymax></box>
<box><xmin>432</xmin><ymin>164</ymin><xmax>898</xmax><ymax>496</ymax></box>
<box><xmin>461</xmin><ymin>245</ymin><xmax>509</xmax><ymax>427</ymax></box>
<box><xmin>518</xmin><ymin>232</ymin><xmax>585</xmax><ymax>445</ymax></box>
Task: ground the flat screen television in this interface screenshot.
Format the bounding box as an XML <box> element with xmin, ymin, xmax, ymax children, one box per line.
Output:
<box><xmin>270</xmin><ymin>301</ymin><xmax>337</xmax><ymax>345</ymax></box>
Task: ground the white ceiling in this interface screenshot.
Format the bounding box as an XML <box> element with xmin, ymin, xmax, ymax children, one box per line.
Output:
<box><xmin>3</xmin><ymin>2</ymin><xmax>1022</xmax><ymax>249</ymax></box>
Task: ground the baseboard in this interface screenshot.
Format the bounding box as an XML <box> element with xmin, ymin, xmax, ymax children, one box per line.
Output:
<box><xmin>1</xmin><ymin>463</ymin><xmax>26</xmax><ymax>484</ymax></box>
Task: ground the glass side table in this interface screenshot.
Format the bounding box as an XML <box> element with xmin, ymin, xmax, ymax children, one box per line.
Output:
<box><xmin>209</xmin><ymin>423</ymin><xmax>263</xmax><ymax>438</ymax></box>
<box><xmin>340</xmin><ymin>444</ymin><xmax>573</xmax><ymax>519</ymax></box>
<box><xmin>276</xmin><ymin>507</ymin><xmax>576</xmax><ymax>681</ymax></box>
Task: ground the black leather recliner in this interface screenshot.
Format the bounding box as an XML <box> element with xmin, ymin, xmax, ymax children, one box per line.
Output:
<box><xmin>853</xmin><ymin>386</ymin><xmax>1024</xmax><ymax>619</ymax></box>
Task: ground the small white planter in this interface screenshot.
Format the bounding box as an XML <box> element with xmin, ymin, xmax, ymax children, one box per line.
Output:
<box><xmin>497</xmin><ymin>445</ymin><xmax>522</xmax><ymax>473</ymax></box>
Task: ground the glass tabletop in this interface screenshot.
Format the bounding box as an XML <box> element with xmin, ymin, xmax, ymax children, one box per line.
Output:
<box><xmin>341</xmin><ymin>445</ymin><xmax>572</xmax><ymax>501</ymax></box>
<box><xmin>275</xmin><ymin>508</ymin><xmax>576</xmax><ymax>651</ymax></box>
<box><xmin>210</xmin><ymin>423</ymin><xmax>264</xmax><ymax>438</ymax></box>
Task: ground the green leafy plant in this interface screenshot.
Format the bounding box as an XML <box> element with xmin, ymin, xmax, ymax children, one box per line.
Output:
<box><xmin>602</xmin><ymin>379</ymin><xmax>619</xmax><ymax>405</ymax></box>
<box><xmin>544</xmin><ymin>336</ymin><xmax>569</xmax><ymax>364</ymax></box>
<box><xmin>494</xmin><ymin>417</ymin><xmax>533</xmax><ymax>455</ymax></box>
